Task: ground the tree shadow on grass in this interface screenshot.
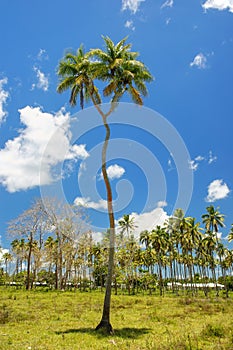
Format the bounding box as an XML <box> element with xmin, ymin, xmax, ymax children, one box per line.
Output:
<box><xmin>55</xmin><ymin>327</ymin><xmax>151</xmax><ymax>339</ymax></box>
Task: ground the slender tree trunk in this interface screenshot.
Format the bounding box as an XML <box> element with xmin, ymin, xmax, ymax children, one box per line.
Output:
<box><xmin>26</xmin><ymin>244</ymin><xmax>32</xmax><ymax>290</ymax></box>
<box><xmin>95</xmin><ymin>116</ymin><xmax>115</xmax><ymax>334</ymax></box>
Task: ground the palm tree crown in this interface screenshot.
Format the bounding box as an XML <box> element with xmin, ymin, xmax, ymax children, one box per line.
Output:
<box><xmin>57</xmin><ymin>36</ymin><xmax>153</xmax><ymax>110</ymax></box>
<box><xmin>202</xmin><ymin>205</ymin><xmax>225</xmax><ymax>234</ymax></box>
<box><xmin>57</xmin><ymin>45</ymin><xmax>100</xmax><ymax>109</ymax></box>
<box><xmin>89</xmin><ymin>36</ymin><xmax>153</xmax><ymax>105</ymax></box>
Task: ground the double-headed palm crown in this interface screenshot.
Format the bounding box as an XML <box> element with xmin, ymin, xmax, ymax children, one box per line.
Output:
<box><xmin>57</xmin><ymin>36</ymin><xmax>153</xmax><ymax>109</ymax></box>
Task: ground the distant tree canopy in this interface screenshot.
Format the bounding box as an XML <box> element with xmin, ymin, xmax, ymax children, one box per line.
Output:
<box><xmin>1</xmin><ymin>201</ymin><xmax>233</xmax><ymax>299</ymax></box>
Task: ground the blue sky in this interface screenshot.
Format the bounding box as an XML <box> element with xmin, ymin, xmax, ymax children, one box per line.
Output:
<box><xmin>0</xmin><ymin>0</ymin><xmax>233</xmax><ymax>249</ymax></box>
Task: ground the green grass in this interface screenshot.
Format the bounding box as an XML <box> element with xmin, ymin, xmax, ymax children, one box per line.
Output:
<box><xmin>0</xmin><ymin>288</ymin><xmax>233</xmax><ymax>349</ymax></box>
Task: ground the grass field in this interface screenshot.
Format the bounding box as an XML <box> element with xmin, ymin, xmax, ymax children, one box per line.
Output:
<box><xmin>0</xmin><ymin>288</ymin><xmax>233</xmax><ymax>349</ymax></box>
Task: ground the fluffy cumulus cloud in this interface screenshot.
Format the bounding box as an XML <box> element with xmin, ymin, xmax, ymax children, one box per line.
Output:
<box><xmin>74</xmin><ymin>197</ymin><xmax>107</xmax><ymax>210</ymax></box>
<box><xmin>202</xmin><ymin>0</ymin><xmax>233</xmax><ymax>13</ymax></box>
<box><xmin>0</xmin><ymin>78</ymin><xmax>9</xmax><ymax>124</ymax></box>
<box><xmin>0</xmin><ymin>106</ymin><xmax>89</xmax><ymax>192</ymax></box>
<box><xmin>121</xmin><ymin>0</ymin><xmax>144</xmax><ymax>13</ymax></box>
<box><xmin>32</xmin><ymin>66</ymin><xmax>49</xmax><ymax>91</ymax></box>
<box><xmin>190</xmin><ymin>53</ymin><xmax>207</xmax><ymax>69</ymax></box>
<box><xmin>99</xmin><ymin>164</ymin><xmax>125</xmax><ymax>181</ymax></box>
<box><xmin>106</xmin><ymin>164</ymin><xmax>125</xmax><ymax>180</ymax></box>
<box><xmin>206</xmin><ymin>179</ymin><xmax>230</xmax><ymax>202</ymax></box>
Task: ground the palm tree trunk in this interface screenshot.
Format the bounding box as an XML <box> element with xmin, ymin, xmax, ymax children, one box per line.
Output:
<box><xmin>26</xmin><ymin>235</ymin><xmax>33</xmax><ymax>290</ymax></box>
<box><xmin>95</xmin><ymin>116</ymin><xmax>115</xmax><ymax>334</ymax></box>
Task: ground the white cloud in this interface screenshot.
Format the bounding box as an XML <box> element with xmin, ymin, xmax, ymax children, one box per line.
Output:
<box><xmin>202</xmin><ymin>0</ymin><xmax>233</xmax><ymax>13</ymax></box>
<box><xmin>66</xmin><ymin>144</ymin><xmax>89</xmax><ymax>160</ymax></box>
<box><xmin>122</xmin><ymin>0</ymin><xmax>144</xmax><ymax>14</ymax></box>
<box><xmin>190</xmin><ymin>53</ymin><xmax>207</xmax><ymax>69</ymax></box>
<box><xmin>206</xmin><ymin>179</ymin><xmax>230</xmax><ymax>202</ymax></box>
<box><xmin>208</xmin><ymin>150</ymin><xmax>217</xmax><ymax>164</ymax></box>
<box><xmin>188</xmin><ymin>155</ymin><xmax>205</xmax><ymax>171</ymax></box>
<box><xmin>195</xmin><ymin>155</ymin><xmax>205</xmax><ymax>162</ymax></box>
<box><xmin>74</xmin><ymin>197</ymin><xmax>108</xmax><ymax>210</ymax></box>
<box><xmin>125</xmin><ymin>20</ymin><xmax>135</xmax><ymax>30</ymax></box>
<box><xmin>189</xmin><ymin>160</ymin><xmax>199</xmax><ymax>171</ymax></box>
<box><xmin>37</xmin><ymin>49</ymin><xmax>48</xmax><ymax>61</ymax></box>
<box><xmin>106</xmin><ymin>164</ymin><xmax>125</xmax><ymax>180</ymax></box>
<box><xmin>161</xmin><ymin>0</ymin><xmax>174</xmax><ymax>9</ymax></box>
<box><xmin>0</xmin><ymin>78</ymin><xmax>9</xmax><ymax>124</ymax></box>
<box><xmin>157</xmin><ymin>200</ymin><xmax>167</xmax><ymax>208</ymax></box>
<box><xmin>99</xmin><ymin>164</ymin><xmax>125</xmax><ymax>181</ymax></box>
<box><xmin>32</xmin><ymin>66</ymin><xmax>49</xmax><ymax>91</ymax></box>
<box><xmin>0</xmin><ymin>106</ymin><xmax>89</xmax><ymax>192</ymax></box>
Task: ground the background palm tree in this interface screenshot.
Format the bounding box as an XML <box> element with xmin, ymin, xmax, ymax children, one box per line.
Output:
<box><xmin>227</xmin><ymin>224</ymin><xmax>233</xmax><ymax>242</ymax></box>
<box><xmin>202</xmin><ymin>205</ymin><xmax>225</xmax><ymax>239</ymax></box>
<box><xmin>118</xmin><ymin>214</ymin><xmax>137</xmax><ymax>239</ymax></box>
<box><xmin>57</xmin><ymin>36</ymin><xmax>152</xmax><ymax>333</ymax></box>
<box><xmin>2</xmin><ymin>252</ymin><xmax>12</xmax><ymax>276</ymax></box>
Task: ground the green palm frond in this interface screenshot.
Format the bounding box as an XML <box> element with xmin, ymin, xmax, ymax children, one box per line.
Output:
<box><xmin>57</xmin><ymin>36</ymin><xmax>153</xmax><ymax>109</ymax></box>
<box><xmin>69</xmin><ymin>84</ymin><xmax>80</xmax><ymax>106</ymax></box>
<box><xmin>103</xmin><ymin>81</ymin><xmax>117</xmax><ymax>96</ymax></box>
<box><xmin>57</xmin><ymin>76</ymin><xmax>76</xmax><ymax>93</ymax></box>
<box><xmin>134</xmin><ymin>80</ymin><xmax>148</xmax><ymax>96</ymax></box>
<box><xmin>111</xmin><ymin>90</ymin><xmax>124</xmax><ymax>104</ymax></box>
<box><xmin>92</xmin><ymin>85</ymin><xmax>102</xmax><ymax>105</ymax></box>
<box><xmin>115</xmin><ymin>36</ymin><xmax>129</xmax><ymax>50</ymax></box>
<box><xmin>128</xmin><ymin>85</ymin><xmax>143</xmax><ymax>105</ymax></box>
<box><xmin>57</xmin><ymin>62</ymin><xmax>78</xmax><ymax>77</ymax></box>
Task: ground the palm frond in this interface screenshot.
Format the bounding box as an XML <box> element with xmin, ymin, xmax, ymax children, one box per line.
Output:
<box><xmin>91</xmin><ymin>85</ymin><xmax>102</xmax><ymax>105</ymax></box>
<box><xmin>134</xmin><ymin>80</ymin><xmax>148</xmax><ymax>96</ymax></box>
<box><xmin>103</xmin><ymin>81</ymin><xmax>117</xmax><ymax>96</ymax></box>
<box><xmin>128</xmin><ymin>85</ymin><xmax>143</xmax><ymax>105</ymax></box>
<box><xmin>69</xmin><ymin>84</ymin><xmax>80</xmax><ymax>106</ymax></box>
<box><xmin>57</xmin><ymin>76</ymin><xmax>76</xmax><ymax>93</ymax></box>
<box><xmin>57</xmin><ymin>62</ymin><xmax>78</xmax><ymax>77</ymax></box>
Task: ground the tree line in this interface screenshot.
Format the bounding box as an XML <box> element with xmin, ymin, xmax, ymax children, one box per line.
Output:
<box><xmin>1</xmin><ymin>199</ymin><xmax>233</xmax><ymax>297</ymax></box>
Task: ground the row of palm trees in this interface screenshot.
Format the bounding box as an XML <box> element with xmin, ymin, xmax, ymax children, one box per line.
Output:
<box><xmin>1</xmin><ymin>204</ymin><xmax>233</xmax><ymax>296</ymax></box>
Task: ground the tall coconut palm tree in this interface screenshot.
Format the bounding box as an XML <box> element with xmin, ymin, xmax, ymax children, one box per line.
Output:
<box><xmin>2</xmin><ymin>252</ymin><xmax>12</xmax><ymax>276</ymax></box>
<box><xmin>57</xmin><ymin>36</ymin><xmax>152</xmax><ymax>333</ymax></box>
<box><xmin>184</xmin><ymin>217</ymin><xmax>203</xmax><ymax>287</ymax></box>
<box><xmin>202</xmin><ymin>205</ymin><xmax>225</xmax><ymax>239</ymax></box>
<box><xmin>11</xmin><ymin>239</ymin><xmax>21</xmax><ymax>275</ymax></box>
<box><xmin>118</xmin><ymin>214</ymin><xmax>137</xmax><ymax>239</ymax></box>
<box><xmin>140</xmin><ymin>230</ymin><xmax>151</xmax><ymax>249</ymax></box>
<box><xmin>150</xmin><ymin>225</ymin><xmax>168</xmax><ymax>296</ymax></box>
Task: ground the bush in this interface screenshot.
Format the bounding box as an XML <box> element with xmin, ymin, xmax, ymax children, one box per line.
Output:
<box><xmin>202</xmin><ymin>324</ymin><xmax>225</xmax><ymax>338</ymax></box>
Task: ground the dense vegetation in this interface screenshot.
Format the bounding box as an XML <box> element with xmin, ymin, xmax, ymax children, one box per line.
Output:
<box><xmin>1</xmin><ymin>199</ymin><xmax>233</xmax><ymax>299</ymax></box>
